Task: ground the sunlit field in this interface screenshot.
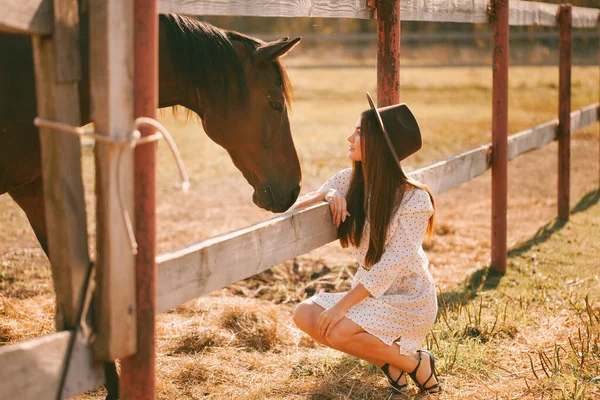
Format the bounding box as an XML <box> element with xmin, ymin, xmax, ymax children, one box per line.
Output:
<box><xmin>1</xmin><ymin>64</ymin><xmax>599</xmax><ymax>399</ymax></box>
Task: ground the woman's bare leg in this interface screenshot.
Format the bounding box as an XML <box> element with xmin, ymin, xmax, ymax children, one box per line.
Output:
<box><xmin>292</xmin><ymin>301</ymin><xmax>408</xmax><ymax>386</ymax></box>
<box><xmin>326</xmin><ymin>317</ymin><xmax>440</xmax><ymax>391</ymax></box>
<box><xmin>293</xmin><ymin>301</ymin><xmax>381</xmax><ymax>365</ymax></box>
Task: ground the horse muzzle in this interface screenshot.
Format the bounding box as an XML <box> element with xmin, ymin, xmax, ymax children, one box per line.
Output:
<box><xmin>253</xmin><ymin>185</ymin><xmax>300</xmax><ymax>213</ymax></box>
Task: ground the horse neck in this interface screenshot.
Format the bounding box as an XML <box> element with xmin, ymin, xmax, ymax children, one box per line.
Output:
<box><xmin>157</xmin><ymin>18</ymin><xmax>208</xmax><ymax>118</ymax></box>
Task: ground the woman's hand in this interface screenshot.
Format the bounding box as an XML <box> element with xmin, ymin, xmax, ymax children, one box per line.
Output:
<box><xmin>324</xmin><ymin>189</ymin><xmax>350</xmax><ymax>227</ymax></box>
<box><xmin>318</xmin><ymin>304</ymin><xmax>348</xmax><ymax>338</ymax></box>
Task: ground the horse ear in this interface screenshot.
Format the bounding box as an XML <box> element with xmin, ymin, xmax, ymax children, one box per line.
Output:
<box><xmin>254</xmin><ymin>37</ymin><xmax>301</xmax><ymax>66</ymax></box>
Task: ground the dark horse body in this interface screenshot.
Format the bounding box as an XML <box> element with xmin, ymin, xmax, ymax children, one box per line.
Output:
<box><xmin>0</xmin><ymin>14</ymin><xmax>301</xmax><ymax>399</ymax></box>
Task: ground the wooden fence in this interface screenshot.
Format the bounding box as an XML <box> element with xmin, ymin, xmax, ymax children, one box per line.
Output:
<box><xmin>0</xmin><ymin>0</ymin><xmax>599</xmax><ymax>399</ymax></box>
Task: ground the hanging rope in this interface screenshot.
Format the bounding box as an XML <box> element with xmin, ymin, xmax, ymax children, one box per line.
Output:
<box><xmin>34</xmin><ymin>117</ymin><xmax>190</xmax><ymax>255</ymax></box>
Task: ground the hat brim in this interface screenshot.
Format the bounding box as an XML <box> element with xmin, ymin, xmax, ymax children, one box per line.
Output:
<box><xmin>365</xmin><ymin>92</ymin><xmax>402</xmax><ymax>165</ymax></box>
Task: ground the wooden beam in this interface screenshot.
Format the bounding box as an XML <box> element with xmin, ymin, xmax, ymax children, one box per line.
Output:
<box><xmin>2</xmin><ymin>0</ymin><xmax>597</xmax><ymax>35</ymax></box>
<box><xmin>0</xmin><ymin>332</ymin><xmax>104</xmax><ymax>399</ymax></box>
<box><xmin>158</xmin><ymin>0</ymin><xmax>374</xmax><ymax>19</ymax></box>
<box><xmin>155</xmin><ymin>103</ymin><xmax>600</xmax><ymax>313</ymax></box>
<box><xmin>89</xmin><ymin>0</ymin><xmax>137</xmax><ymax>360</ymax></box>
<box><xmin>409</xmin><ymin>144</ymin><xmax>491</xmax><ymax>196</ymax></box>
<box><xmin>507</xmin><ymin>120</ymin><xmax>557</xmax><ymax>161</ymax></box>
<box><xmin>156</xmin><ymin>203</ymin><xmax>338</xmax><ymax>312</ymax></box>
<box><xmin>400</xmin><ymin>0</ymin><xmax>488</xmax><ymax>24</ymax></box>
<box><xmin>31</xmin><ymin>0</ymin><xmax>90</xmax><ymax>332</ymax></box>
<box><xmin>157</xmin><ymin>0</ymin><xmax>599</xmax><ymax>28</ymax></box>
<box><xmin>0</xmin><ymin>0</ymin><xmax>52</xmax><ymax>35</ymax></box>
<box><xmin>570</xmin><ymin>103</ymin><xmax>599</xmax><ymax>134</ymax></box>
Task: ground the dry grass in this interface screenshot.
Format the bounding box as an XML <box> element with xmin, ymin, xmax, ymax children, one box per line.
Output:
<box><xmin>1</xmin><ymin>65</ymin><xmax>599</xmax><ymax>399</ymax></box>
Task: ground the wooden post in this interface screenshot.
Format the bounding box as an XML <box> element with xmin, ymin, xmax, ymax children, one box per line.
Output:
<box><xmin>558</xmin><ymin>4</ymin><xmax>572</xmax><ymax>221</ymax></box>
<box><xmin>89</xmin><ymin>0</ymin><xmax>137</xmax><ymax>360</ymax></box>
<box><xmin>376</xmin><ymin>0</ymin><xmax>400</xmax><ymax>106</ymax></box>
<box><xmin>31</xmin><ymin>0</ymin><xmax>90</xmax><ymax>333</ymax></box>
<box><xmin>120</xmin><ymin>0</ymin><xmax>158</xmax><ymax>398</ymax></box>
<box><xmin>491</xmin><ymin>0</ymin><xmax>509</xmax><ymax>273</ymax></box>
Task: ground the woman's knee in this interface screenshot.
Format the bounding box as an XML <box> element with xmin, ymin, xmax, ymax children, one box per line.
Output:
<box><xmin>326</xmin><ymin>324</ymin><xmax>353</xmax><ymax>349</ymax></box>
<box><xmin>292</xmin><ymin>301</ymin><xmax>316</xmax><ymax>331</ymax></box>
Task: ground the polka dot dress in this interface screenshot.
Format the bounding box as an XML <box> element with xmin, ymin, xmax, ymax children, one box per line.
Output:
<box><xmin>310</xmin><ymin>168</ymin><xmax>438</xmax><ymax>355</ymax></box>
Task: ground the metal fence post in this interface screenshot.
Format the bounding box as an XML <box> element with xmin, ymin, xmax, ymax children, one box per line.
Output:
<box><xmin>120</xmin><ymin>0</ymin><xmax>158</xmax><ymax>398</ymax></box>
<box><xmin>491</xmin><ymin>0</ymin><xmax>509</xmax><ymax>273</ymax></box>
<box><xmin>377</xmin><ymin>0</ymin><xmax>401</xmax><ymax>106</ymax></box>
<box><xmin>558</xmin><ymin>4</ymin><xmax>572</xmax><ymax>221</ymax></box>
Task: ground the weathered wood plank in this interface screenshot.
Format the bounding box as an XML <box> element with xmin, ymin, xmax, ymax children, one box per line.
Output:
<box><xmin>31</xmin><ymin>8</ymin><xmax>90</xmax><ymax>333</ymax></box>
<box><xmin>507</xmin><ymin>120</ymin><xmax>557</xmax><ymax>161</ymax></box>
<box><xmin>510</xmin><ymin>2</ymin><xmax>598</xmax><ymax>28</ymax></box>
<box><xmin>53</xmin><ymin>0</ymin><xmax>81</xmax><ymax>82</ymax></box>
<box><xmin>408</xmin><ymin>144</ymin><xmax>490</xmax><ymax>195</ymax></box>
<box><xmin>572</xmin><ymin>6</ymin><xmax>600</xmax><ymax>29</ymax></box>
<box><xmin>158</xmin><ymin>0</ymin><xmax>374</xmax><ymax>19</ymax></box>
<box><xmin>155</xmin><ymin>103</ymin><xmax>600</xmax><ymax>313</ymax></box>
<box><xmin>0</xmin><ymin>0</ymin><xmax>52</xmax><ymax>35</ymax></box>
<box><xmin>570</xmin><ymin>103</ymin><xmax>599</xmax><ymax>134</ymax></box>
<box><xmin>510</xmin><ymin>1</ymin><xmax>558</xmax><ymax>27</ymax></box>
<box><xmin>156</xmin><ymin>203</ymin><xmax>338</xmax><ymax>312</ymax></box>
<box><xmin>3</xmin><ymin>0</ymin><xmax>596</xmax><ymax>35</ymax></box>
<box><xmin>157</xmin><ymin>0</ymin><xmax>598</xmax><ymax>27</ymax></box>
<box><xmin>0</xmin><ymin>332</ymin><xmax>105</xmax><ymax>399</ymax></box>
<box><xmin>400</xmin><ymin>0</ymin><xmax>489</xmax><ymax>24</ymax></box>
<box><xmin>89</xmin><ymin>0</ymin><xmax>137</xmax><ymax>360</ymax></box>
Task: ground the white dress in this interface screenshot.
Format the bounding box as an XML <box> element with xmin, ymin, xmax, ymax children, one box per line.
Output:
<box><xmin>310</xmin><ymin>168</ymin><xmax>438</xmax><ymax>355</ymax></box>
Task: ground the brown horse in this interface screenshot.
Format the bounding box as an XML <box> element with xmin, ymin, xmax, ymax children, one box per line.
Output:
<box><xmin>0</xmin><ymin>13</ymin><xmax>301</xmax><ymax>399</ymax></box>
<box><xmin>1</xmin><ymin>13</ymin><xmax>302</xmax><ymax>252</ymax></box>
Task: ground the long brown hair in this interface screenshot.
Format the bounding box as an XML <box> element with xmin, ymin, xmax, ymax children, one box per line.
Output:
<box><xmin>339</xmin><ymin>110</ymin><xmax>436</xmax><ymax>268</ymax></box>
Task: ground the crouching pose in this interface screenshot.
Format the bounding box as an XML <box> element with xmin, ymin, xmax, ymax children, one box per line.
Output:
<box><xmin>291</xmin><ymin>93</ymin><xmax>442</xmax><ymax>394</ymax></box>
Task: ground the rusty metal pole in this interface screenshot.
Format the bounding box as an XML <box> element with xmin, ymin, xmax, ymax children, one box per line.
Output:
<box><xmin>120</xmin><ymin>0</ymin><xmax>158</xmax><ymax>398</ymax></box>
<box><xmin>376</xmin><ymin>0</ymin><xmax>401</xmax><ymax>106</ymax></box>
<box><xmin>491</xmin><ymin>0</ymin><xmax>509</xmax><ymax>273</ymax></box>
<box><xmin>558</xmin><ymin>4</ymin><xmax>572</xmax><ymax>221</ymax></box>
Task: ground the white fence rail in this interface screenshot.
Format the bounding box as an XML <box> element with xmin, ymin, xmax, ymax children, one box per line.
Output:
<box><xmin>2</xmin><ymin>0</ymin><xmax>598</xmax><ymax>35</ymax></box>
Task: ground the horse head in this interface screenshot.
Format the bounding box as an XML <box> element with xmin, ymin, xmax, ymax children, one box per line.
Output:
<box><xmin>159</xmin><ymin>15</ymin><xmax>302</xmax><ymax>212</ymax></box>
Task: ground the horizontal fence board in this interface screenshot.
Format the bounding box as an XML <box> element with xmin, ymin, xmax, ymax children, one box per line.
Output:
<box><xmin>510</xmin><ymin>1</ymin><xmax>558</xmax><ymax>27</ymax></box>
<box><xmin>0</xmin><ymin>0</ymin><xmax>52</xmax><ymax>34</ymax></box>
<box><xmin>158</xmin><ymin>0</ymin><xmax>374</xmax><ymax>19</ymax></box>
<box><xmin>0</xmin><ymin>331</ymin><xmax>104</xmax><ymax>399</ymax></box>
<box><xmin>158</xmin><ymin>0</ymin><xmax>598</xmax><ymax>28</ymax></box>
<box><xmin>571</xmin><ymin>103</ymin><xmax>599</xmax><ymax>133</ymax></box>
<box><xmin>156</xmin><ymin>204</ymin><xmax>338</xmax><ymax>312</ymax></box>
<box><xmin>572</xmin><ymin>6</ymin><xmax>600</xmax><ymax>29</ymax></box>
<box><xmin>507</xmin><ymin>120</ymin><xmax>557</xmax><ymax>161</ymax></box>
<box><xmin>408</xmin><ymin>144</ymin><xmax>490</xmax><ymax>195</ymax></box>
<box><xmin>5</xmin><ymin>0</ymin><xmax>597</xmax><ymax>35</ymax></box>
<box><xmin>400</xmin><ymin>0</ymin><xmax>489</xmax><ymax>24</ymax></box>
<box><xmin>156</xmin><ymin>103</ymin><xmax>599</xmax><ymax>312</ymax></box>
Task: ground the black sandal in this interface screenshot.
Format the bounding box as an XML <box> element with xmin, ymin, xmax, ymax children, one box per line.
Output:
<box><xmin>407</xmin><ymin>350</ymin><xmax>443</xmax><ymax>394</ymax></box>
<box><xmin>380</xmin><ymin>363</ymin><xmax>408</xmax><ymax>393</ymax></box>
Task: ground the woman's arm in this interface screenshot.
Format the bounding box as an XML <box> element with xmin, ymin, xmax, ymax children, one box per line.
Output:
<box><xmin>290</xmin><ymin>188</ymin><xmax>350</xmax><ymax>227</ymax></box>
<box><xmin>288</xmin><ymin>190</ymin><xmax>327</xmax><ymax>211</ymax></box>
<box><xmin>318</xmin><ymin>283</ymin><xmax>370</xmax><ymax>338</ymax></box>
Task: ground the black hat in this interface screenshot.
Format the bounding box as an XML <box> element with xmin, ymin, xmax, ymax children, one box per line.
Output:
<box><xmin>366</xmin><ymin>92</ymin><xmax>422</xmax><ymax>163</ymax></box>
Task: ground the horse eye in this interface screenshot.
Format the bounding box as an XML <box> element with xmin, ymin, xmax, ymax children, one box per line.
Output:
<box><xmin>269</xmin><ymin>100</ymin><xmax>284</xmax><ymax>112</ymax></box>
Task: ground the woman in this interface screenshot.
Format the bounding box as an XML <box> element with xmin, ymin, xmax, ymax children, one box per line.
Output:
<box><xmin>291</xmin><ymin>93</ymin><xmax>442</xmax><ymax>394</ymax></box>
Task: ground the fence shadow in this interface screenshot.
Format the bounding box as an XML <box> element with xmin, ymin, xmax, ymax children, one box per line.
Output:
<box><xmin>570</xmin><ymin>189</ymin><xmax>600</xmax><ymax>215</ymax></box>
<box><xmin>438</xmin><ymin>188</ymin><xmax>600</xmax><ymax>309</ymax></box>
<box><xmin>508</xmin><ymin>188</ymin><xmax>599</xmax><ymax>259</ymax></box>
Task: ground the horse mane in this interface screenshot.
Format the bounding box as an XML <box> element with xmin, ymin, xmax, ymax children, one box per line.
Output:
<box><xmin>160</xmin><ymin>14</ymin><xmax>293</xmax><ymax>112</ymax></box>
